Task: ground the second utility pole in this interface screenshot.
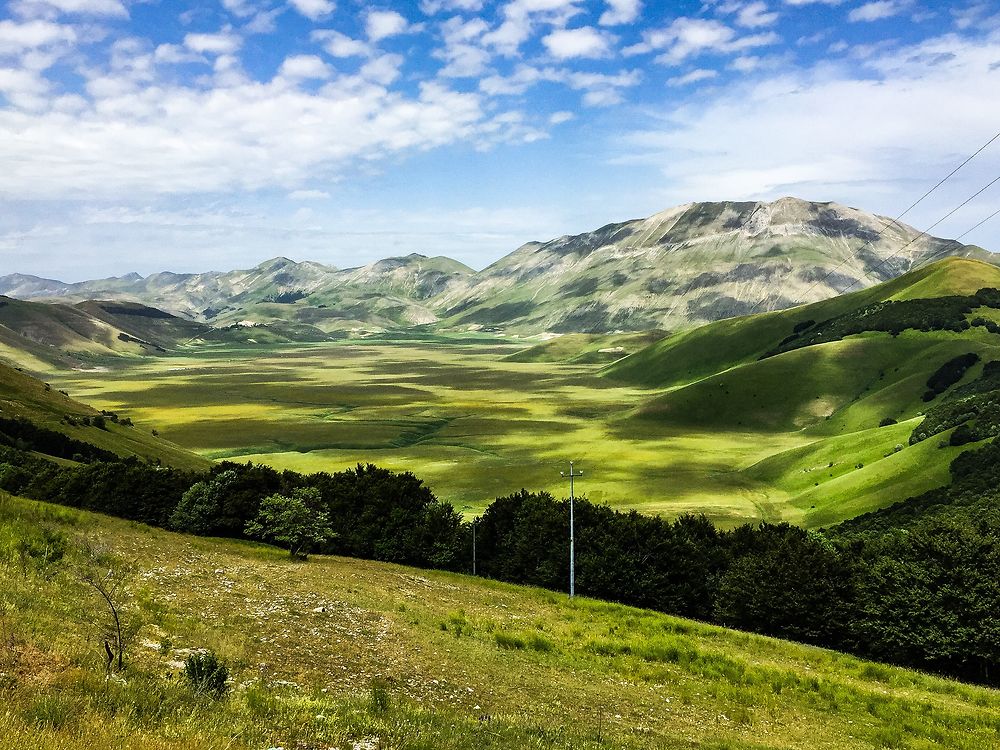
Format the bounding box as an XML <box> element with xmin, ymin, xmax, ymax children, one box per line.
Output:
<box><xmin>561</xmin><ymin>461</ymin><xmax>582</xmax><ymax>598</ymax></box>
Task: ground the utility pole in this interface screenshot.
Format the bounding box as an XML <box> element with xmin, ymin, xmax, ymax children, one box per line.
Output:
<box><xmin>462</xmin><ymin>505</ymin><xmax>477</xmax><ymax>576</ymax></box>
<box><xmin>560</xmin><ymin>462</ymin><xmax>582</xmax><ymax>598</ymax></box>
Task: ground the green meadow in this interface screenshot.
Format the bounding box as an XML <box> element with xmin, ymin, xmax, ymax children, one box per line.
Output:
<box><xmin>34</xmin><ymin>258</ymin><xmax>1000</xmax><ymax>527</ymax></box>
<box><xmin>3</xmin><ymin>491</ymin><xmax>1000</xmax><ymax>750</ymax></box>
<box><xmin>44</xmin><ymin>332</ymin><xmax>951</xmax><ymax>528</ymax></box>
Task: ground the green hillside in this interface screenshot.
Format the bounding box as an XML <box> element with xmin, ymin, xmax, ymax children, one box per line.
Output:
<box><xmin>0</xmin><ymin>361</ymin><xmax>209</xmax><ymax>471</ymax></box>
<box><xmin>3</xmin><ymin>491</ymin><xmax>999</xmax><ymax>750</ymax></box>
<box><xmin>604</xmin><ymin>258</ymin><xmax>1000</xmax><ymax>388</ymax></box>
<box><xmin>602</xmin><ymin>258</ymin><xmax>1000</xmax><ymax>526</ymax></box>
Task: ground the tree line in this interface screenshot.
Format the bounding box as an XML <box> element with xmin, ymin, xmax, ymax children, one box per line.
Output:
<box><xmin>3</xmin><ymin>422</ymin><xmax>1000</xmax><ymax>686</ymax></box>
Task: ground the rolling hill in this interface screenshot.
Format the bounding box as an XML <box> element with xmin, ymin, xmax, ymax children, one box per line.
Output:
<box><xmin>604</xmin><ymin>257</ymin><xmax>1000</xmax><ymax>526</ymax></box>
<box><xmin>0</xmin><ymin>359</ymin><xmax>209</xmax><ymax>470</ymax></box>
<box><xmin>0</xmin><ymin>295</ymin><xmax>212</xmax><ymax>370</ymax></box>
<box><xmin>3</xmin><ymin>198</ymin><xmax>993</xmax><ymax>337</ymax></box>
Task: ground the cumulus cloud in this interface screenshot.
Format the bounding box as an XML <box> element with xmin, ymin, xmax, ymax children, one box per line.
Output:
<box><xmin>11</xmin><ymin>0</ymin><xmax>127</xmax><ymax>18</ymax></box>
<box><xmin>312</xmin><ymin>29</ymin><xmax>370</xmax><ymax>57</ymax></box>
<box><xmin>599</xmin><ymin>0</ymin><xmax>641</xmax><ymax>26</ymax></box>
<box><xmin>542</xmin><ymin>26</ymin><xmax>613</xmax><ymax>59</ymax></box>
<box><xmin>434</xmin><ymin>16</ymin><xmax>490</xmax><ymax>77</ymax></box>
<box><xmin>626</xmin><ymin>17</ymin><xmax>778</xmax><ymax>64</ymax></box>
<box><xmin>278</xmin><ymin>54</ymin><xmax>331</xmax><ymax>79</ymax></box>
<box><xmin>483</xmin><ymin>0</ymin><xmax>585</xmax><ymax>57</ymax></box>
<box><xmin>0</xmin><ymin>19</ymin><xmax>76</xmax><ymax>54</ymax></box>
<box><xmin>733</xmin><ymin>2</ymin><xmax>779</xmax><ymax>28</ymax></box>
<box><xmin>359</xmin><ymin>52</ymin><xmax>403</xmax><ymax>84</ymax></box>
<box><xmin>549</xmin><ymin>110</ymin><xmax>573</xmax><ymax>123</ymax></box>
<box><xmin>848</xmin><ymin>0</ymin><xmax>909</xmax><ymax>22</ymax></box>
<box><xmin>0</xmin><ymin>59</ymin><xmax>504</xmax><ymax>198</ymax></box>
<box><xmin>288</xmin><ymin>0</ymin><xmax>335</xmax><ymax>20</ymax></box>
<box><xmin>480</xmin><ymin>63</ymin><xmax>639</xmax><ymax>104</ymax></box>
<box><xmin>366</xmin><ymin>10</ymin><xmax>410</xmax><ymax>41</ymax></box>
<box><xmin>420</xmin><ymin>0</ymin><xmax>484</xmax><ymax>12</ymax></box>
<box><xmin>184</xmin><ymin>31</ymin><xmax>242</xmax><ymax>55</ymax></box>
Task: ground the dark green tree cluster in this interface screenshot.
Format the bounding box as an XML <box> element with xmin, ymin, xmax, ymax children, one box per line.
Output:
<box><xmin>911</xmin><ymin>360</ymin><xmax>1000</xmax><ymax>445</ymax></box>
<box><xmin>763</xmin><ymin>288</ymin><xmax>1000</xmax><ymax>359</ymax></box>
<box><xmin>923</xmin><ymin>352</ymin><xmax>979</xmax><ymax>402</ymax></box>
<box><xmin>0</xmin><ymin>417</ymin><xmax>116</xmax><ymax>463</ymax></box>
<box><xmin>0</xmin><ymin>440</ymin><xmax>464</xmax><ymax>571</ymax></box>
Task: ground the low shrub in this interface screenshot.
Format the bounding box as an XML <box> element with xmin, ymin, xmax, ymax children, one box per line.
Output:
<box><xmin>183</xmin><ymin>651</ymin><xmax>229</xmax><ymax>698</ymax></box>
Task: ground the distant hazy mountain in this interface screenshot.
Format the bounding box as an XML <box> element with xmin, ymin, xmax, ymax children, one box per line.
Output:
<box><xmin>2</xmin><ymin>198</ymin><xmax>993</xmax><ymax>336</ymax></box>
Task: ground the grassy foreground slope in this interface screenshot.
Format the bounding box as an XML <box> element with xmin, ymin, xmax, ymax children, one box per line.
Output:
<box><xmin>0</xmin><ymin>361</ymin><xmax>209</xmax><ymax>471</ymax></box>
<box><xmin>3</xmin><ymin>492</ymin><xmax>999</xmax><ymax>750</ymax></box>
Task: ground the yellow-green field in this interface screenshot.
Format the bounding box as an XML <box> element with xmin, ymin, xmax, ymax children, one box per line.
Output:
<box><xmin>4</xmin><ymin>492</ymin><xmax>1000</xmax><ymax>750</ymax></box>
<box><xmin>42</xmin><ymin>335</ymin><xmax>954</xmax><ymax>528</ymax></box>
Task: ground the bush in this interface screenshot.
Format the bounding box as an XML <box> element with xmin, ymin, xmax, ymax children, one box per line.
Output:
<box><xmin>879</xmin><ymin>417</ymin><xmax>898</xmax><ymax>427</ymax></box>
<box><xmin>950</xmin><ymin>424</ymin><xmax>976</xmax><ymax>446</ymax></box>
<box><xmin>183</xmin><ymin>650</ymin><xmax>229</xmax><ymax>698</ymax></box>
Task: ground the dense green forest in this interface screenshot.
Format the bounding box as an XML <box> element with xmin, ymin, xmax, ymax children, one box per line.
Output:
<box><xmin>4</xmin><ymin>415</ymin><xmax>1000</xmax><ymax>686</ymax></box>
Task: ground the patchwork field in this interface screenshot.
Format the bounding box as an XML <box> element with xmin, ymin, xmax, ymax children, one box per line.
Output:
<box><xmin>44</xmin><ymin>331</ymin><xmax>953</xmax><ymax>528</ymax></box>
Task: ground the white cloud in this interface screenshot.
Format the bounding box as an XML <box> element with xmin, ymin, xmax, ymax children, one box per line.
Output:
<box><xmin>599</xmin><ymin>0</ymin><xmax>641</xmax><ymax>26</ymax></box>
<box><xmin>0</xmin><ymin>20</ymin><xmax>76</xmax><ymax>54</ymax></box>
<box><xmin>549</xmin><ymin>110</ymin><xmax>573</xmax><ymax>123</ymax></box>
<box><xmin>279</xmin><ymin>54</ymin><xmax>331</xmax><ymax>79</ymax></box>
<box><xmin>626</xmin><ymin>17</ymin><xmax>777</xmax><ymax>64</ymax></box>
<box><xmin>619</xmin><ymin>32</ymin><xmax>1000</xmax><ymax>243</ymax></box>
<box><xmin>848</xmin><ymin>0</ymin><xmax>909</xmax><ymax>22</ymax></box>
<box><xmin>312</xmin><ymin>29</ymin><xmax>370</xmax><ymax>57</ymax></box>
<box><xmin>729</xmin><ymin>54</ymin><xmax>761</xmax><ymax>71</ymax></box>
<box><xmin>420</xmin><ymin>0</ymin><xmax>484</xmax><ymax>12</ymax></box>
<box><xmin>734</xmin><ymin>2</ymin><xmax>779</xmax><ymax>28</ymax></box>
<box><xmin>184</xmin><ymin>31</ymin><xmax>242</xmax><ymax>55</ymax></box>
<box><xmin>288</xmin><ymin>0</ymin><xmax>335</xmax><ymax>21</ymax></box>
<box><xmin>542</xmin><ymin>26</ymin><xmax>613</xmax><ymax>59</ymax></box>
<box><xmin>480</xmin><ymin>63</ymin><xmax>639</xmax><ymax>103</ymax></box>
<box><xmin>0</xmin><ymin>61</ymin><xmax>503</xmax><ymax>199</ymax></box>
<box><xmin>366</xmin><ymin>10</ymin><xmax>410</xmax><ymax>41</ymax></box>
<box><xmin>11</xmin><ymin>0</ymin><xmax>127</xmax><ymax>18</ymax></box>
<box><xmin>781</xmin><ymin>0</ymin><xmax>842</xmax><ymax>5</ymax></box>
<box><xmin>952</xmin><ymin>4</ymin><xmax>998</xmax><ymax>30</ymax></box>
<box><xmin>289</xmin><ymin>189</ymin><xmax>330</xmax><ymax>199</ymax></box>
<box><xmin>667</xmin><ymin>68</ymin><xmax>717</xmax><ymax>86</ymax></box>
<box><xmin>482</xmin><ymin>0</ymin><xmax>585</xmax><ymax>57</ymax></box>
<box><xmin>360</xmin><ymin>53</ymin><xmax>403</xmax><ymax>84</ymax></box>
<box><xmin>434</xmin><ymin>16</ymin><xmax>490</xmax><ymax>77</ymax></box>
<box><xmin>244</xmin><ymin>7</ymin><xmax>285</xmax><ymax>34</ymax></box>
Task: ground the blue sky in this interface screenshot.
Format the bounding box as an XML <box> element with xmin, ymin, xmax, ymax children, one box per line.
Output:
<box><xmin>1</xmin><ymin>0</ymin><xmax>999</xmax><ymax>280</ymax></box>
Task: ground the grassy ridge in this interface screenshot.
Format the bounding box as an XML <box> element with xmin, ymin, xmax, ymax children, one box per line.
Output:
<box><xmin>3</xmin><ymin>492</ymin><xmax>1000</xmax><ymax>750</ymax></box>
<box><xmin>603</xmin><ymin>258</ymin><xmax>1000</xmax><ymax>388</ymax></box>
<box><xmin>0</xmin><ymin>362</ymin><xmax>209</xmax><ymax>471</ymax></box>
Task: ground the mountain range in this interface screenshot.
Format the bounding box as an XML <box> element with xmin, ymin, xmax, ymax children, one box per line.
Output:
<box><xmin>1</xmin><ymin>198</ymin><xmax>994</xmax><ymax>346</ymax></box>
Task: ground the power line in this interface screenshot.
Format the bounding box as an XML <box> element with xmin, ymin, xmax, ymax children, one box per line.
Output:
<box><xmin>745</xmin><ymin>127</ymin><xmax>1000</xmax><ymax>315</ymax></box>
<box><xmin>837</xmin><ymin>173</ymin><xmax>1000</xmax><ymax>296</ymax></box>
